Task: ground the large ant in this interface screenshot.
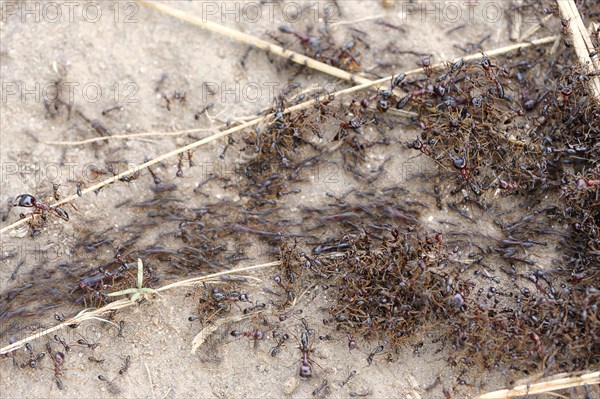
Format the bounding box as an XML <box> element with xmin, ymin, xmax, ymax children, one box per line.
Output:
<box><xmin>297</xmin><ymin>319</ymin><xmax>318</xmax><ymax>378</ymax></box>
<box><xmin>14</xmin><ymin>194</ymin><xmax>69</xmax><ymax>221</ymax></box>
<box><xmin>299</xmin><ymin>331</ymin><xmax>313</xmax><ymax>378</ymax></box>
<box><xmin>51</xmin><ymin>350</ymin><xmax>65</xmax><ymax>390</ymax></box>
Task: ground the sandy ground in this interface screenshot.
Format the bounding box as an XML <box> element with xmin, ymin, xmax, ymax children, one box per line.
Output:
<box><xmin>0</xmin><ymin>1</ymin><xmax>572</xmax><ymax>398</ymax></box>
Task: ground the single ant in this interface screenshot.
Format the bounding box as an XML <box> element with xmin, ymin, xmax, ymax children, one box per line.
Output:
<box><xmin>52</xmin><ymin>351</ymin><xmax>65</xmax><ymax>390</ymax></box>
<box><xmin>102</xmin><ymin>105</ymin><xmax>123</xmax><ymax>115</ymax></box>
<box><xmin>52</xmin><ymin>183</ymin><xmax>62</xmax><ymax>201</ymax></box>
<box><xmin>54</xmin><ymin>313</ymin><xmax>67</xmax><ymax>322</ymax></box>
<box><xmin>76</xmin><ymin>181</ymin><xmax>85</xmax><ymax>197</ymax></box>
<box><xmin>422</xmin><ymin>55</ymin><xmax>432</xmax><ymax>77</ymax></box>
<box><xmin>479</xmin><ymin>53</ymin><xmax>505</xmax><ymax>98</ymax></box>
<box><xmin>116</xmin><ymin>321</ymin><xmax>125</xmax><ymax>338</ymax></box>
<box><xmin>147</xmin><ymin>166</ymin><xmax>161</xmax><ymax>185</ymax></box>
<box><xmin>366</xmin><ymin>345</ymin><xmax>384</xmax><ymax>365</ymax></box>
<box><xmin>230</xmin><ymin>329</ymin><xmax>265</xmax><ymax>348</ymax></box>
<box><xmin>339</xmin><ymin>370</ymin><xmax>356</xmax><ymax>387</ymax></box>
<box><xmin>312</xmin><ymin>379</ymin><xmax>330</xmax><ymax>396</ymax></box>
<box><xmin>119</xmin><ymin>355</ymin><xmax>131</xmax><ymax>375</ymax></box>
<box><xmin>396</xmin><ymin>84</ymin><xmax>435</xmax><ymax>109</ymax></box>
<box><xmin>375</xmin><ymin>18</ymin><xmax>406</xmax><ymax>33</ymax></box>
<box><xmin>176</xmin><ymin>153</ymin><xmax>184</xmax><ymax>178</ymax></box>
<box><xmin>278</xmin><ymin>25</ymin><xmax>322</xmax><ymax>52</ymax></box>
<box><xmin>449</xmin><ymin>155</ymin><xmax>482</xmax><ymax>196</ymax></box>
<box><xmin>22</xmin><ymin>343</ymin><xmax>45</xmax><ymax>369</ymax></box>
<box><xmin>299</xmin><ymin>331</ymin><xmax>313</xmax><ymax>378</ymax></box>
<box><xmin>560</xmin><ymin>18</ymin><xmax>570</xmax><ymax>36</ymax></box>
<box><xmin>77</xmin><ymin>338</ymin><xmax>99</xmax><ymax>350</ymax></box>
<box><xmin>54</xmin><ymin>335</ymin><xmax>71</xmax><ymax>352</ymax></box>
<box><xmin>270</xmin><ymin>332</ymin><xmax>289</xmax><ymax>357</ymax></box>
<box><xmin>195</xmin><ymin>103</ymin><xmax>214</xmax><ymax>120</ymax></box>
<box><xmin>15</xmin><ymin>194</ymin><xmax>69</xmax><ymax>221</ymax></box>
<box><xmin>529</xmin><ymin>332</ymin><xmax>543</xmax><ymax>358</ymax></box>
<box><xmin>347</xmin><ymin>332</ymin><xmax>357</xmax><ymax>351</ymax></box>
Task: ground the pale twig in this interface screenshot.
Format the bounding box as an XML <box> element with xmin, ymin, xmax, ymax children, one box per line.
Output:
<box><xmin>477</xmin><ymin>371</ymin><xmax>599</xmax><ymax>398</ymax></box>
<box><xmin>509</xmin><ymin>1</ymin><xmax>522</xmax><ymax>41</ymax></box>
<box><xmin>137</xmin><ymin>0</ymin><xmax>372</xmax><ymax>85</ymax></box>
<box><xmin>334</xmin><ymin>14</ymin><xmax>386</xmax><ymax>26</ymax></box>
<box><xmin>145</xmin><ymin>363</ymin><xmax>156</xmax><ymax>399</ymax></box>
<box><xmin>519</xmin><ymin>14</ymin><xmax>553</xmax><ymax>41</ymax></box>
<box><xmin>157</xmin><ymin>261</ymin><xmax>280</xmax><ymax>292</ymax></box>
<box><xmin>556</xmin><ymin>0</ymin><xmax>600</xmax><ymax>101</ymax></box>
<box><xmin>190</xmin><ymin>317</ymin><xmax>244</xmax><ymax>354</ymax></box>
<box><xmin>0</xmin><ymin>35</ymin><xmax>559</xmax><ymax>235</ymax></box>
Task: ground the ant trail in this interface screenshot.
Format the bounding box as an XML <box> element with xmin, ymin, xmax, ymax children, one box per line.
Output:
<box><xmin>0</xmin><ymin>35</ymin><xmax>558</xmax><ymax>236</ymax></box>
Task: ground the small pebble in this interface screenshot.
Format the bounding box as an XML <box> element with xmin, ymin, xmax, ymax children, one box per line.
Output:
<box><xmin>283</xmin><ymin>377</ymin><xmax>299</xmax><ymax>395</ymax></box>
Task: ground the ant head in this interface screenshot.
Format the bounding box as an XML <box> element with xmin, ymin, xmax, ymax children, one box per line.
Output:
<box><xmin>299</xmin><ymin>364</ymin><xmax>312</xmax><ymax>378</ymax></box>
<box><xmin>15</xmin><ymin>194</ymin><xmax>35</xmax><ymax>207</ymax></box>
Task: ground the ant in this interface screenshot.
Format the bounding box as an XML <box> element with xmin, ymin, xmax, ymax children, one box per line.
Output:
<box><xmin>230</xmin><ymin>329</ymin><xmax>265</xmax><ymax>349</ymax></box>
<box><xmin>53</xmin><ymin>313</ymin><xmax>79</xmax><ymax>329</ymax></box>
<box><xmin>396</xmin><ymin>84</ymin><xmax>435</xmax><ymax>109</ymax></box>
<box><xmin>347</xmin><ymin>332</ymin><xmax>357</xmax><ymax>351</ymax></box>
<box><xmin>15</xmin><ymin>194</ymin><xmax>69</xmax><ymax>221</ymax></box>
<box><xmin>119</xmin><ymin>355</ymin><xmax>131</xmax><ymax>375</ymax></box>
<box><xmin>176</xmin><ymin>153</ymin><xmax>184</xmax><ymax>178</ymax></box>
<box><xmin>479</xmin><ymin>53</ymin><xmax>505</xmax><ymax>98</ymax></box>
<box><xmin>52</xmin><ymin>351</ymin><xmax>65</xmax><ymax>390</ymax></box>
<box><xmin>54</xmin><ymin>335</ymin><xmax>71</xmax><ymax>352</ymax></box>
<box><xmin>366</xmin><ymin>345</ymin><xmax>384</xmax><ymax>365</ymax></box>
<box><xmin>560</xmin><ymin>18</ymin><xmax>571</xmax><ymax>36</ymax></box>
<box><xmin>299</xmin><ymin>330</ymin><xmax>313</xmax><ymax>378</ymax></box>
<box><xmin>22</xmin><ymin>343</ymin><xmax>45</xmax><ymax>369</ymax></box>
<box><xmin>297</xmin><ymin>318</ymin><xmax>319</xmax><ymax>378</ymax></box>
<box><xmin>88</xmin><ymin>357</ymin><xmax>105</xmax><ymax>364</ymax></box>
<box><xmin>52</xmin><ymin>183</ymin><xmax>62</xmax><ymax>201</ymax></box>
<box><xmin>77</xmin><ymin>338</ymin><xmax>99</xmax><ymax>350</ymax></box>
<box><xmin>271</xmin><ymin>332</ymin><xmax>289</xmax><ymax>357</ymax></box>
<box><xmin>278</xmin><ymin>25</ymin><xmax>322</xmax><ymax>54</ymax></box>
<box><xmin>116</xmin><ymin>321</ymin><xmax>125</xmax><ymax>338</ymax></box>
<box><xmin>422</xmin><ymin>55</ymin><xmax>433</xmax><ymax>77</ymax></box>
<box><xmin>147</xmin><ymin>165</ymin><xmax>161</xmax><ymax>185</ymax></box>
<box><xmin>449</xmin><ymin>154</ymin><xmax>482</xmax><ymax>196</ymax></box>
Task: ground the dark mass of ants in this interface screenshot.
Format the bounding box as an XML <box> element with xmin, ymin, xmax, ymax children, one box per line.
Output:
<box><xmin>1</xmin><ymin>1</ymin><xmax>599</xmax><ymax>397</ymax></box>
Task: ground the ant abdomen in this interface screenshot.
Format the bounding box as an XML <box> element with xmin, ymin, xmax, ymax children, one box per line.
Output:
<box><xmin>15</xmin><ymin>194</ymin><xmax>36</xmax><ymax>207</ymax></box>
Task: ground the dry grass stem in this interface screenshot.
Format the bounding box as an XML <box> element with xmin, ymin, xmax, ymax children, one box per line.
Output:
<box><xmin>137</xmin><ymin>0</ymin><xmax>372</xmax><ymax>85</ymax></box>
<box><xmin>478</xmin><ymin>371</ymin><xmax>600</xmax><ymax>398</ymax></box>
<box><xmin>556</xmin><ymin>0</ymin><xmax>600</xmax><ymax>101</ymax></box>
<box><xmin>520</xmin><ymin>14</ymin><xmax>553</xmax><ymax>41</ymax></box>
